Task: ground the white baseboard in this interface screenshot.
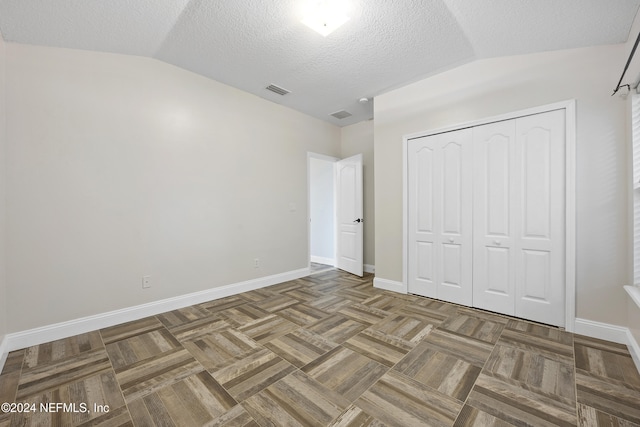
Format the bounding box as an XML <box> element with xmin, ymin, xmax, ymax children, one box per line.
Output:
<box><xmin>573</xmin><ymin>317</ymin><xmax>640</xmax><ymax>373</ymax></box>
<box><xmin>573</xmin><ymin>318</ymin><xmax>629</xmax><ymax>345</ymax></box>
<box><xmin>4</xmin><ymin>268</ymin><xmax>310</xmax><ymax>353</ymax></box>
<box><xmin>626</xmin><ymin>328</ymin><xmax>640</xmax><ymax>374</ymax></box>
<box><xmin>373</xmin><ymin>277</ymin><xmax>406</xmax><ymax>293</ymax></box>
<box><xmin>310</xmin><ymin>256</ymin><xmax>334</xmax><ymax>266</ymax></box>
<box><xmin>0</xmin><ymin>335</ymin><xmax>8</xmax><ymax>375</ymax></box>
<box><xmin>364</xmin><ymin>264</ymin><xmax>375</xmax><ymax>274</ymax></box>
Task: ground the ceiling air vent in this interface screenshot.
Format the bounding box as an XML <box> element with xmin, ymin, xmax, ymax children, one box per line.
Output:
<box><xmin>330</xmin><ymin>110</ymin><xmax>352</xmax><ymax>120</ymax></box>
<box><xmin>265</xmin><ymin>84</ymin><xmax>290</xmax><ymax>96</ymax></box>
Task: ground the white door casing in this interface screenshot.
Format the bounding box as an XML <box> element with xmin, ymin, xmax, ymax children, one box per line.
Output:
<box><xmin>336</xmin><ymin>154</ymin><xmax>364</xmax><ymax>276</ymax></box>
<box><xmin>408</xmin><ymin>129</ymin><xmax>473</xmax><ymax>305</ymax></box>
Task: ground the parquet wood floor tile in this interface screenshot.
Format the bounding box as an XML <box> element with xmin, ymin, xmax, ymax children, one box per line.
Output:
<box><xmin>17</xmin><ymin>348</ymin><xmax>112</xmax><ymax>400</ymax></box>
<box><xmin>264</xmin><ymin>328</ymin><xmax>339</xmax><ymax>368</ymax></box>
<box><xmin>237</xmin><ymin>314</ymin><xmax>298</xmax><ymax>344</ymax></box>
<box><xmin>156</xmin><ymin>305</ymin><xmax>214</xmax><ymax>329</ymax></box>
<box><xmin>242</xmin><ymin>370</ymin><xmax>346</xmax><ymax>427</ymax></box>
<box><xmin>394</xmin><ymin>340</ymin><xmax>480</xmax><ymax>402</ymax></box>
<box><xmin>337</xmin><ymin>303</ymin><xmax>390</xmax><ymax>326</ymax></box>
<box><xmin>208</xmin><ymin>347</ymin><xmax>296</xmax><ymax>401</ymax></box>
<box><xmin>307</xmin><ymin>314</ymin><xmax>368</xmax><ymax>344</ymax></box>
<box><xmin>343</xmin><ymin>329</ymin><xmax>414</xmax><ymax>367</ymax></box>
<box><xmin>183</xmin><ymin>328</ymin><xmax>261</xmax><ymax>372</ymax></box>
<box><xmin>127</xmin><ymin>371</ymin><xmax>238</xmax><ymax>426</ymax></box>
<box><xmin>355</xmin><ymin>370</ymin><xmax>462</xmax><ymax>427</ymax></box>
<box><xmin>302</xmin><ymin>346</ymin><xmax>388</xmax><ymax>402</ymax></box>
<box><xmin>2</xmin><ymin>269</ymin><xmax>640</xmax><ymax>426</ymax></box>
<box><xmin>217</xmin><ymin>303</ymin><xmax>270</xmax><ymax>329</ymax></box>
<box><xmin>275</xmin><ymin>303</ymin><xmax>332</xmax><ymax>327</ymax></box>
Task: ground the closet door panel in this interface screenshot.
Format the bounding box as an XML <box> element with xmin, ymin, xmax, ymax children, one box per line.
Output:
<box><xmin>415</xmin><ymin>241</ymin><xmax>435</xmax><ymax>290</ymax></box>
<box><xmin>408</xmin><ymin>129</ymin><xmax>472</xmax><ymax>305</ymax></box>
<box><xmin>437</xmin><ymin>131</ymin><xmax>472</xmax><ymax>305</ymax></box>
<box><xmin>473</xmin><ymin>120</ymin><xmax>516</xmax><ymax>315</ymax></box>
<box><xmin>515</xmin><ymin>110</ymin><xmax>565</xmax><ymax>326</ymax></box>
<box><xmin>408</xmin><ymin>141</ymin><xmax>438</xmax><ymax>297</ymax></box>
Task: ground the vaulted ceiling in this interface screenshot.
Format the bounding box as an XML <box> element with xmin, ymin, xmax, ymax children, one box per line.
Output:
<box><xmin>0</xmin><ymin>0</ymin><xmax>638</xmax><ymax>126</ymax></box>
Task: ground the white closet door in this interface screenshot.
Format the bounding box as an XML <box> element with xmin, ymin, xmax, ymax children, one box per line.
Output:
<box><xmin>473</xmin><ymin>110</ymin><xmax>565</xmax><ymax>326</ymax></box>
<box><xmin>473</xmin><ymin>120</ymin><xmax>517</xmax><ymax>315</ymax></box>
<box><xmin>514</xmin><ymin>110</ymin><xmax>565</xmax><ymax>326</ymax></box>
<box><xmin>408</xmin><ymin>129</ymin><xmax>472</xmax><ymax>305</ymax></box>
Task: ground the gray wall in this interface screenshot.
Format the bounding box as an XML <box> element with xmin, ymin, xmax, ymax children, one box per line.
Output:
<box><xmin>374</xmin><ymin>44</ymin><xmax>630</xmax><ymax>326</ymax></box>
<box><xmin>5</xmin><ymin>43</ymin><xmax>341</xmax><ymax>332</ymax></box>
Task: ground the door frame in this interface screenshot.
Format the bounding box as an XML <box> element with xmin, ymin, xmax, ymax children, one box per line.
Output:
<box><xmin>307</xmin><ymin>152</ymin><xmax>340</xmax><ymax>270</ymax></box>
<box><xmin>402</xmin><ymin>100</ymin><xmax>577</xmax><ymax>332</ymax></box>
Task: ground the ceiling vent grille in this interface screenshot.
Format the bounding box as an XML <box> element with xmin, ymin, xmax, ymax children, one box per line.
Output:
<box><xmin>265</xmin><ymin>84</ymin><xmax>290</xmax><ymax>96</ymax></box>
<box><xmin>330</xmin><ymin>110</ymin><xmax>352</xmax><ymax>120</ymax></box>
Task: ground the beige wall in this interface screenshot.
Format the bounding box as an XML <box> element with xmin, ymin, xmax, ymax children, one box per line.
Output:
<box><xmin>5</xmin><ymin>43</ymin><xmax>341</xmax><ymax>332</ymax></box>
<box><xmin>341</xmin><ymin>120</ymin><xmax>374</xmax><ymax>268</ymax></box>
<box><xmin>374</xmin><ymin>44</ymin><xmax>629</xmax><ymax>326</ymax></box>
<box><xmin>0</xmin><ymin>34</ymin><xmax>6</xmax><ymax>344</ymax></box>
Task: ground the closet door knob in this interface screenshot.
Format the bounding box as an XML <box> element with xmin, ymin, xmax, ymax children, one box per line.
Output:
<box><xmin>494</xmin><ymin>240</ymin><xmax>501</xmax><ymax>246</ymax></box>
<box><xmin>449</xmin><ymin>238</ymin><xmax>455</xmax><ymax>243</ymax></box>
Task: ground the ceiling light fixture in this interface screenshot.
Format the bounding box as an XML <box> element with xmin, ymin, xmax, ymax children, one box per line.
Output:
<box><xmin>301</xmin><ymin>0</ymin><xmax>350</xmax><ymax>37</ymax></box>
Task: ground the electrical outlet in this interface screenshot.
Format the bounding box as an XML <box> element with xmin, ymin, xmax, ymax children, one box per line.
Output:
<box><xmin>142</xmin><ymin>275</ymin><xmax>151</xmax><ymax>289</ymax></box>
<box><xmin>254</xmin><ymin>258</ymin><xmax>260</xmax><ymax>268</ymax></box>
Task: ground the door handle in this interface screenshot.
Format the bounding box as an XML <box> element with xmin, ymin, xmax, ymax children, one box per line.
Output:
<box><xmin>353</xmin><ymin>218</ymin><xmax>363</xmax><ymax>223</ymax></box>
<box><xmin>493</xmin><ymin>240</ymin><xmax>501</xmax><ymax>246</ymax></box>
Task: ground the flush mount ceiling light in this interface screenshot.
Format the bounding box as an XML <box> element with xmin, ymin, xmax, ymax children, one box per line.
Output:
<box><xmin>301</xmin><ymin>0</ymin><xmax>350</xmax><ymax>37</ymax></box>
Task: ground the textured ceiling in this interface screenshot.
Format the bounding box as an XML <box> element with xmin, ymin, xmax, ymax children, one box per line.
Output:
<box><xmin>0</xmin><ymin>0</ymin><xmax>638</xmax><ymax>126</ymax></box>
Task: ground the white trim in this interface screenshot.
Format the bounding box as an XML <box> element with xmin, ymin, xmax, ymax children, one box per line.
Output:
<box><xmin>573</xmin><ymin>317</ymin><xmax>640</xmax><ymax>374</ymax></box>
<box><xmin>626</xmin><ymin>328</ymin><xmax>640</xmax><ymax>374</ymax></box>
<box><xmin>310</xmin><ymin>256</ymin><xmax>335</xmax><ymax>267</ymax></box>
<box><xmin>0</xmin><ymin>335</ymin><xmax>8</xmax><ymax>375</ymax></box>
<box><xmin>625</xmin><ymin>286</ymin><xmax>640</xmax><ymax>373</ymax></box>
<box><xmin>402</xmin><ymin>100</ymin><xmax>578</xmax><ymax>141</ymax></box>
<box><xmin>573</xmin><ymin>318</ymin><xmax>629</xmax><ymax>345</ymax></box>
<box><xmin>401</xmin><ymin>130</ymin><xmax>409</xmax><ymax>293</ymax></box>
<box><xmin>373</xmin><ymin>277</ymin><xmax>406</xmax><ymax>293</ymax></box>
<box><xmin>625</xmin><ymin>285</ymin><xmax>640</xmax><ymax>309</ymax></box>
<box><xmin>364</xmin><ymin>264</ymin><xmax>375</xmax><ymax>274</ymax></box>
<box><xmin>565</xmin><ymin>100</ymin><xmax>577</xmax><ymax>332</ymax></box>
<box><xmin>402</xmin><ymin>100</ymin><xmax>576</xmax><ymax>331</ymax></box>
<box><xmin>307</xmin><ymin>152</ymin><xmax>340</xmax><ymax>163</ymax></box>
<box><xmin>4</xmin><ymin>268</ymin><xmax>309</xmax><ymax>352</ymax></box>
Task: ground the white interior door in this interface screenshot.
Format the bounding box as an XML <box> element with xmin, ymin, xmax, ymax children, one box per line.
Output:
<box><xmin>408</xmin><ymin>129</ymin><xmax>473</xmax><ymax>305</ymax></box>
<box><xmin>473</xmin><ymin>110</ymin><xmax>565</xmax><ymax>326</ymax></box>
<box><xmin>336</xmin><ymin>154</ymin><xmax>363</xmax><ymax>276</ymax></box>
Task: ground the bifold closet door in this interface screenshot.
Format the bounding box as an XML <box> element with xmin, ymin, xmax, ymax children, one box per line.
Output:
<box><xmin>473</xmin><ymin>110</ymin><xmax>566</xmax><ymax>326</ymax></box>
<box><xmin>408</xmin><ymin>128</ymin><xmax>473</xmax><ymax>306</ymax></box>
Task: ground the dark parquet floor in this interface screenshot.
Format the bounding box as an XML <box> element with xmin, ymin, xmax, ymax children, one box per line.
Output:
<box><xmin>1</xmin><ymin>269</ymin><xmax>639</xmax><ymax>426</ymax></box>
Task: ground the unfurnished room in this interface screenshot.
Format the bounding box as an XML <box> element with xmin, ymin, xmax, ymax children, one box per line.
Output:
<box><xmin>0</xmin><ymin>1</ymin><xmax>639</xmax><ymax>426</ymax></box>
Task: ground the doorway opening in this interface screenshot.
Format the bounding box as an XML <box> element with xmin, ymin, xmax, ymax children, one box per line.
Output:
<box><xmin>308</xmin><ymin>152</ymin><xmax>364</xmax><ymax>277</ymax></box>
<box><xmin>308</xmin><ymin>154</ymin><xmax>337</xmax><ymax>273</ymax></box>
